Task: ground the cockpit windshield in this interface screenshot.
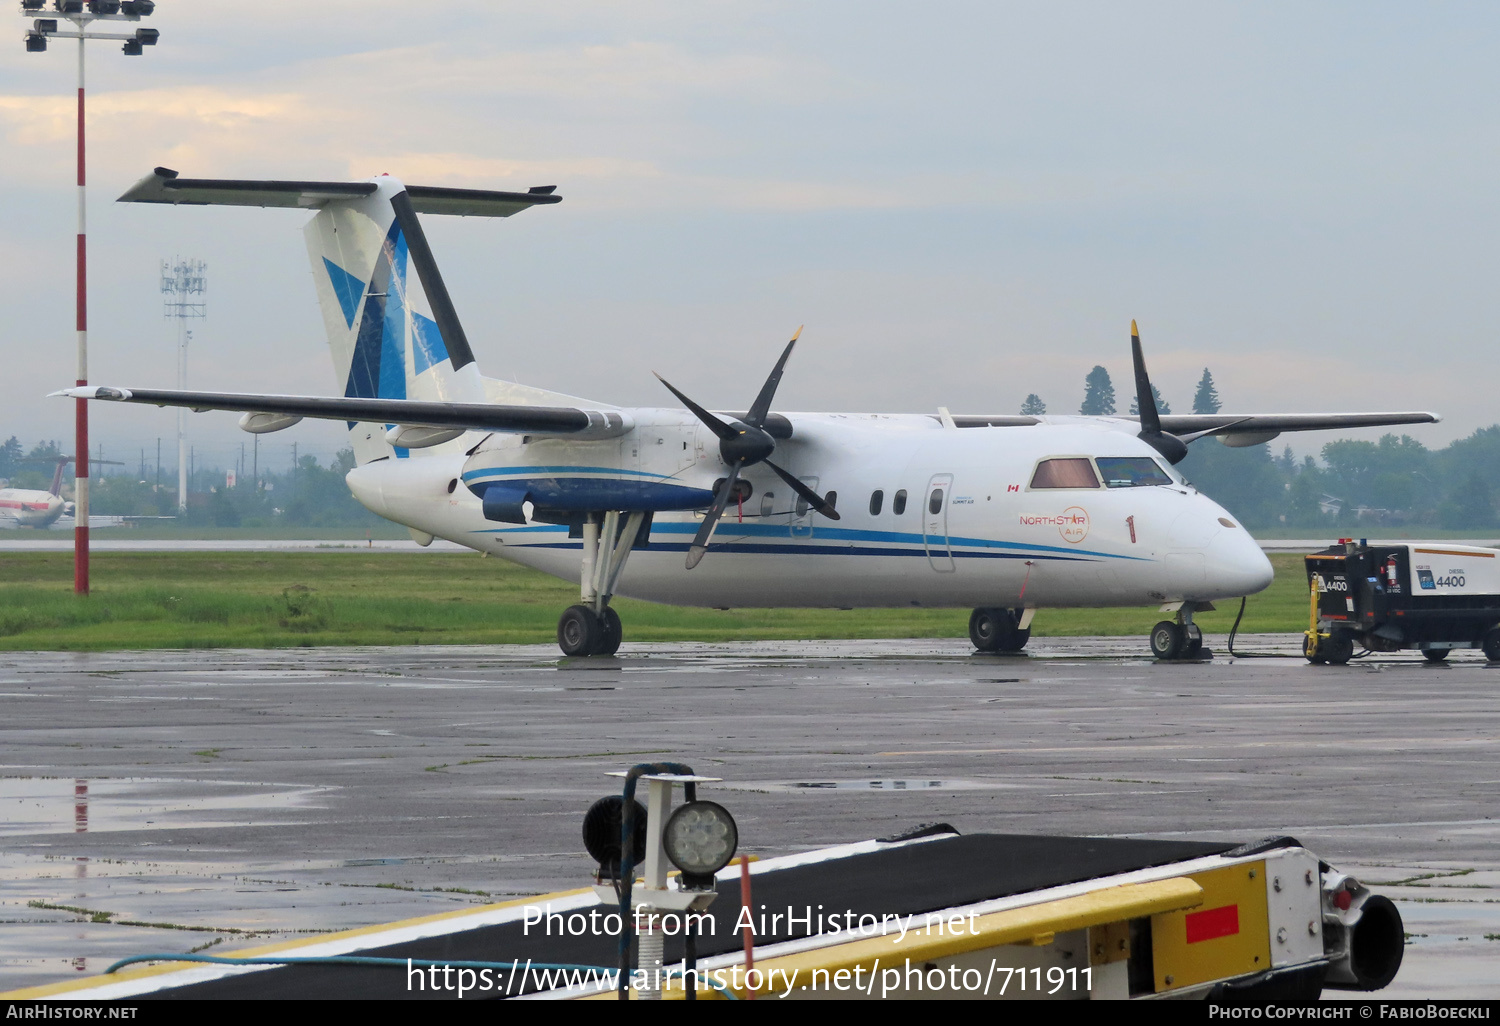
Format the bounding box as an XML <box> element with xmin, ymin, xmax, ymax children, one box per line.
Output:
<box><xmin>1029</xmin><ymin>458</ymin><xmax>1099</xmax><ymax>489</ymax></box>
<box><xmin>1095</xmin><ymin>457</ymin><xmax>1174</xmax><ymax>488</ymax></box>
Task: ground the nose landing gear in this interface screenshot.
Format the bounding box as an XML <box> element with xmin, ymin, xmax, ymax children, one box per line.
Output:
<box><xmin>1150</xmin><ymin>603</ymin><xmax>1211</xmax><ymax>661</ymax></box>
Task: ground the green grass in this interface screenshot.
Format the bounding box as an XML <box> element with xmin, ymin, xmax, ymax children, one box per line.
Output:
<box><xmin>0</xmin><ymin>551</ymin><xmax>1313</xmax><ymax>651</ymax></box>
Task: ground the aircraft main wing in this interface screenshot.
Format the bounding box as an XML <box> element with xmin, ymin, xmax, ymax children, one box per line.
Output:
<box><xmin>53</xmin><ymin>387</ymin><xmax>624</xmax><ymax>438</ymax></box>
<box><xmin>1153</xmin><ymin>411</ymin><xmax>1439</xmax><ymax>446</ymax></box>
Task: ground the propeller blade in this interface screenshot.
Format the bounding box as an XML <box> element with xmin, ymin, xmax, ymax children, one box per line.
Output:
<box><xmin>1130</xmin><ymin>320</ymin><xmax>1161</xmax><ymax>436</ymax></box>
<box><xmin>685</xmin><ymin>466</ymin><xmax>742</xmax><ymax>569</ymax></box>
<box><xmin>745</xmin><ymin>326</ymin><xmax>802</xmax><ymax>428</ymax></box>
<box><xmin>653</xmin><ymin>373</ymin><xmax>737</xmax><ymax>441</ymax></box>
<box><xmin>765</xmin><ymin>459</ymin><xmax>841</xmax><ymax>520</ymax></box>
<box><xmin>1130</xmin><ymin>320</ymin><xmax>1190</xmax><ymax>464</ymax></box>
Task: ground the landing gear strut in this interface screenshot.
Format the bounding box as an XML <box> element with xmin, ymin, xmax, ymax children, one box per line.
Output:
<box><xmin>557</xmin><ymin>511</ymin><xmax>645</xmax><ymax>657</ymax></box>
<box><xmin>969</xmin><ymin>607</ymin><xmax>1032</xmax><ymax>653</ymax></box>
<box><xmin>1150</xmin><ymin>603</ymin><xmax>1208</xmax><ymax>661</ymax></box>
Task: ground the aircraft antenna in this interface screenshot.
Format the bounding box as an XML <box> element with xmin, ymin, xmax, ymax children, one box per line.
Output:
<box><xmin>161</xmin><ymin>257</ymin><xmax>206</xmax><ymax>513</ymax></box>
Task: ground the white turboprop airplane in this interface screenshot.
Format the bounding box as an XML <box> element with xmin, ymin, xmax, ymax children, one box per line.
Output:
<box><xmin>0</xmin><ymin>457</ymin><xmax>119</xmax><ymax>528</ymax></box>
<box><xmin>58</xmin><ymin>168</ymin><xmax>1439</xmax><ymax>658</ymax></box>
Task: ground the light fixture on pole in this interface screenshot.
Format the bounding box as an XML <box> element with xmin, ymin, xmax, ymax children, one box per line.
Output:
<box><xmin>20</xmin><ymin>0</ymin><xmax>161</xmax><ymax>595</ymax></box>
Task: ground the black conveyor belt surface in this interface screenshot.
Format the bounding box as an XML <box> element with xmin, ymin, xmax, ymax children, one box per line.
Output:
<box><xmin>158</xmin><ymin>832</ymin><xmax>1236</xmax><ymax>1000</ymax></box>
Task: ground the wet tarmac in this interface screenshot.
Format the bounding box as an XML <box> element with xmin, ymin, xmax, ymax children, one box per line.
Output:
<box><xmin>2</xmin><ymin>636</ymin><xmax>1496</xmax><ymax>998</ymax></box>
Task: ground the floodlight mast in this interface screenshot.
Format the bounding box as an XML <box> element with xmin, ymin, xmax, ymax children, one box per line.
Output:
<box><xmin>161</xmin><ymin>258</ymin><xmax>205</xmax><ymax>512</ymax></box>
<box><xmin>21</xmin><ymin>0</ymin><xmax>160</xmax><ymax>594</ymax></box>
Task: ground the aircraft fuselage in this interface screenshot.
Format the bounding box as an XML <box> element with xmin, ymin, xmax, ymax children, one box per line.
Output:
<box><xmin>347</xmin><ymin>412</ymin><xmax>1273</xmax><ymax>610</ymax></box>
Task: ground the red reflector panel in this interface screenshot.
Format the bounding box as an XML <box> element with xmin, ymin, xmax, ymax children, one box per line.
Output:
<box><xmin>1185</xmin><ymin>904</ymin><xmax>1240</xmax><ymax>944</ymax></box>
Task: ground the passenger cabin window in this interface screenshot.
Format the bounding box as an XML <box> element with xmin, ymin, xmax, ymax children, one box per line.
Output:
<box><xmin>1029</xmin><ymin>458</ymin><xmax>1100</xmax><ymax>489</ymax></box>
<box><xmin>760</xmin><ymin>491</ymin><xmax>776</xmax><ymax>517</ymax></box>
<box><xmin>893</xmin><ymin>489</ymin><xmax>908</xmax><ymax>515</ymax></box>
<box><xmin>795</xmin><ymin>493</ymin><xmax>809</xmax><ymax>517</ymax></box>
<box><xmin>869</xmin><ymin>489</ymin><xmax>884</xmax><ymax>515</ymax></box>
<box><xmin>1095</xmin><ymin>457</ymin><xmax>1174</xmax><ymax>488</ymax></box>
<box><xmin>928</xmin><ymin>488</ymin><xmax>945</xmax><ymax>514</ymax></box>
<box><xmin>825</xmin><ymin>490</ymin><xmax>837</xmax><ymax>512</ymax></box>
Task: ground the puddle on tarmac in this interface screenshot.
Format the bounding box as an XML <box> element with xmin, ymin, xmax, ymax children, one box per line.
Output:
<box><xmin>0</xmin><ymin>777</ymin><xmax>332</xmax><ymax>836</ymax></box>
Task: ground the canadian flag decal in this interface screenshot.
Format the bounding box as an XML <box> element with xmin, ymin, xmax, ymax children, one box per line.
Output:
<box><xmin>1184</xmin><ymin>904</ymin><xmax>1240</xmax><ymax>944</ymax></box>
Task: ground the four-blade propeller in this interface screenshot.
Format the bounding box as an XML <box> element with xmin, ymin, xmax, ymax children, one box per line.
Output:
<box><xmin>655</xmin><ymin>326</ymin><xmax>840</xmax><ymax>570</ymax></box>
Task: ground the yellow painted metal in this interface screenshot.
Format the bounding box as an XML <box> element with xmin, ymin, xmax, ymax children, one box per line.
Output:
<box><xmin>1151</xmin><ymin>861</ymin><xmax>1270</xmax><ymax>993</ymax></box>
<box><xmin>1304</xmin><ymin>576</ymin><xmax>1328</xmax><ymax>658</ymax></box>
<box><xmin>589</xmin><ymin>876</ymin><xmax>1204</xmax><ymax>1000</ymax></box>
<box><xmin>1089</xmin><ymin>920</ymin><xmax>1131</xmax><ymax>966</ymax></box>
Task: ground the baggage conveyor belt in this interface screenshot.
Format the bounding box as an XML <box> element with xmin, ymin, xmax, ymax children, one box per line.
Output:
<box><xmin>7</xmin><ymin>829</ymin><xmax>1403</xmax><ymax>1001</ymax></box>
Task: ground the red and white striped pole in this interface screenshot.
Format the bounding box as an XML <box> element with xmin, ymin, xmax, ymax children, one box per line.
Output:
<box><xmin>74</xmin><ymin>30</ymin><xmax>89</xmax><ymax>595</ymax></box>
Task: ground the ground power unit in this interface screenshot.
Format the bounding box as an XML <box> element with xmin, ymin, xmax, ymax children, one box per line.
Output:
<box><xmin>1304</xmin><ymin>539</ymin><xmax>1500</xmax><ymax>664</ymax></box>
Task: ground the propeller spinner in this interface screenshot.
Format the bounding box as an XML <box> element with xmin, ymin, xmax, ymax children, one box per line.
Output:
<box><xmin>655</xmin><ymin>327</ymin><xmax>840</xmax><ymax>570</ymax></box>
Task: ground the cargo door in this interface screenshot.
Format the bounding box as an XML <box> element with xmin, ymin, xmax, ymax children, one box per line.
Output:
<box><xmin>923</xmin><ymin>473</ymin><xmax>955</xmax><ymax>572</ymax></box>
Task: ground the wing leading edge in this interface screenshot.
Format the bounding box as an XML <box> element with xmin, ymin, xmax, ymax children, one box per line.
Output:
<box><xmin>948</xmin><ymin>411</ymin><xmax>1440</xmax><ymax>448</ymax></box>
<box><xmin>52</xmin><ymin>387</ymin><xmax>627</xmax><ymax>439</ymax></box>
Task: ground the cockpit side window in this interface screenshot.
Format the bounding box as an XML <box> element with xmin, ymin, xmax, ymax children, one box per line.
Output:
<box><xmin>1096</xmin><ymin>457</ymin><xmax>1174</xmax><ymax>488</ymax></box>
<box><xmin>1029</xmin><ymin>458</ymin><xmax>1100</xmax><ymax>489</ymax></box>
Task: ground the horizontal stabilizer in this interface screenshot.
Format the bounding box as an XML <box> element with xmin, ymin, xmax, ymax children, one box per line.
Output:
<box><xmin>118</xmin><ymin>167</ymin><xmax>562</xmax><ymax>217</ymax></box>
<box><xmin>53</xmin><ymin>387</ymin><xmax>631</xmax><ymax>439</ymax></box>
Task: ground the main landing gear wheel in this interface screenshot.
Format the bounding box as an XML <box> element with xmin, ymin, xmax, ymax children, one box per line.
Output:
<box><xmin>598</xmin><ymin>607</ymin><xmax>623</xmax><ymax>656</ymax></box>
<box><xmin>969</xmin><ymin>608</ymin><xmax>1029</xmax><ymax>653</ymax></box>
<box><xmin>558</xmin><ymin>605</ymin><xmax>624</xmax><ymax>657</ymax></box>
<box><xmin>1422</xmin><ymin>647</ymin><xmax>1450</xmax><ymax>664</ymax></box>
<box><xmin>1150</xmin><ymin>620</ymin><xmax>1184</xmax><ymax>660</ymax></box>
<box><xmin>558</xmin><ymin>605</ymin><xmax>603</xmax><ymax>657</ymax></box>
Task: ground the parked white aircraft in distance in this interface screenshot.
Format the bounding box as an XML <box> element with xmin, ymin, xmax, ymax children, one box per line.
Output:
<box><xmin>59</xmin><ymin>167</ymin><xmax>1440</xmax><ymax>658</ymax></box>
<box><xmin>0</xmin><ymin>457</ymin><xmax>119</xmax><ymax>529</ymax></box>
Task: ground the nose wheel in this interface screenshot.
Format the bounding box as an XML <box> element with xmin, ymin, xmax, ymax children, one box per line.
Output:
<box><xmin>1150</xmin><ymin>606</ymin><xmax>1209</xmax><ymax>661</ymax></box>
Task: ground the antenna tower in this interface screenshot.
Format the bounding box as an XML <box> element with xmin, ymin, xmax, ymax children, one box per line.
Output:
<box><xmin>161</xmin><ymin>258</ymin><xmax>206</xmax><ymax>511</ymax></box>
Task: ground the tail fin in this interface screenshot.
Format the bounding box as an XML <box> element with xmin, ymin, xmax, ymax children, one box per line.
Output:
<box><xmin>118</xmin><ymin>169</ymin><xmax>564</xmax><ymax>466</ymax></box>
<box><xmin>49</xmin><ymin>459</ymin><xmax>65</xmax><ymax>498</ymax></box>
<box><xmin>304</xmin><ymin>177</ymin><xmax>493</xmax><ymax>464</ymax></box>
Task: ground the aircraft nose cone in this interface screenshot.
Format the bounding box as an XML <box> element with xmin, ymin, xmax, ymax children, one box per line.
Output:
<box><xmin>1206</xmin><ymin>517</ymin><xmax>1274</xmax><ymax>596</ymax></box>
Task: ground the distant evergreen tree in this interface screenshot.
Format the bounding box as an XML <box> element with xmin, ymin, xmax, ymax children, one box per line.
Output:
<box><xmin>25</xmin><ymin>439</ymin><xmax>64</xmax><ymax>462</ymax></box>
<box><xmin>1275</xmin><ymin>445</ymin><xmax>1297</xmax><ymax>475</ymax></box>
<box><xmin>0</xmin><ymin>436</ymin><xmax>21</xmax><ymax>479</ymax></box>
<box><xmin>1020</xmin><ymin>394</ymin><xmax>1047</xmax><ymax>416</ymax></box>
<box><xmin>1192</xmin><ymin>369</ymin><xmax>1221</xmax><ymax>414</ymax></box>
<box><xmin>1079</xmin><ymin>366</ymin><xmax>1116</xmax><ymax>415</ymax></box>
<box><xmin>1128</xmin><ymin>385</ymin><xmax>1171</xmax><ymax>416</ymax></box>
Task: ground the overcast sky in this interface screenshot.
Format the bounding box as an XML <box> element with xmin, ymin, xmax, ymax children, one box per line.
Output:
<box><xmin>3</xmin><ymin>2</ymin><xmax>1496</xmax><ymax>474</ymax></box>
